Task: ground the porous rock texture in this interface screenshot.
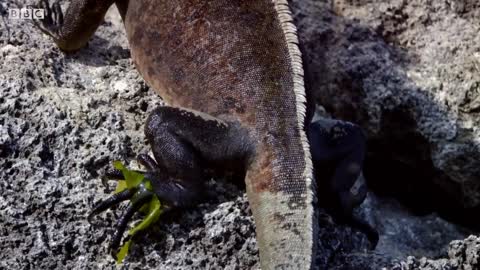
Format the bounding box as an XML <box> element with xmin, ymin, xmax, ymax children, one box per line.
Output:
<box><xmin>292</xmin><ymin>0</ymin><xmax>480</xmax><ymax>214</ymax></box>
<box><xmin>0</xmin><ymin>0</ymin><xmax>479</xmax><ymax>269</ymax></box>
<box><xmin>392</xmin><ymin>235</ymin><xmax>480</xmax><ymax>270</ymax></box>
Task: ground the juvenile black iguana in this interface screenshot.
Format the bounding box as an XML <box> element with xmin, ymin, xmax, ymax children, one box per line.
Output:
<box><xmin>34</xmin><ymin>0</ymin><xmax>375</xmax><ymax>268</ymax></box>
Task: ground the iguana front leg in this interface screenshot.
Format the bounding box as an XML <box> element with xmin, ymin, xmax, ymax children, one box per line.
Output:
<box><xmin>89</xmin><ymin>106</ymin><xmax>253</xmax><ymax>255</ymax></box>
<box><xmin>308</xmin><ymin>119</ymin><xmax>379</xmax><ymax>248</ymax></box>
<box><xmin>33</xmin><ymin>0</ymin><xmax>117</xmax><ymax>51</ymax></box>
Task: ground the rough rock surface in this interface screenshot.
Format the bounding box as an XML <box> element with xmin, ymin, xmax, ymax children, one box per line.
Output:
<box><xmin>391</xmin><ymin>235</ymin><xmax>480</xmax><ymax>270</ymax></box>
<box><xmin>0</xmin><ymin>0</ymin><xmax>479</xmax><ymax>270</ymax></box>
<box><xmin>292</xmin><ymin>0</ymin><xmax>480</xmax><ymax>213</ymax></box>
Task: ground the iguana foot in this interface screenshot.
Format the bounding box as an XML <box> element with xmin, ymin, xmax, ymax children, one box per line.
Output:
<box><xmin>32</xmin><ymin>0</ymin><xmax>63</xmax><ymax>40</ymax></box>
<box><xmin>90</xmin><ymin>106</ymin><xmax>250</xmax><ymax>259</ymax></box>
<box><xmin>108</xmin><ymin>185</ymin><xmax>153</xmax><ymax>257</ymax></box>
<box><xmin>89</xmin><ymin>153</ymin><xmax>203</xmax><ymax>256</ymax></box>
<box><xmin>350</xmin><ymin>215</ymin><xmax>379</xmax><ymax>250</ymax></box>
<box><xmin>88</xmin><ymin>189</ymin><xmax>135</xmax><ymax>223</ymax></box>
<box><xmin>89</xmin><ymin>157</ymin><xmax>155</xmax><ymax>255</ymax></box>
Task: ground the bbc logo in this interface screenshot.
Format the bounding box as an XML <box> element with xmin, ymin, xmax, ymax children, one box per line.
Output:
<box><xmin>8</xmin><ymin>8</ymin><xmax>45</xmax><ymax>19</ymax></box>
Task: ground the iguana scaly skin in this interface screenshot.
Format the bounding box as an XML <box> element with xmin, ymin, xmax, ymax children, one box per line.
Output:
<box><xmin>128</xmin><ymin>2</ymin><xmax>317</xmax><ymax>268</ymax></box>
<box><xmin>34</xmin><ymin>0</ymin><xmax>318</xmax><ymax>268</ymax></box>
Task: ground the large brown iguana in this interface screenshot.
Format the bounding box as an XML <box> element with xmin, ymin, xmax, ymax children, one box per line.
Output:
<box><xmin>33</xmin><ymin>0</ymin><xmax>376</xmax><ymax>268</ymax></box>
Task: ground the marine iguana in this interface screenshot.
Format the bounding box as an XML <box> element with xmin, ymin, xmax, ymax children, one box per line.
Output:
<box><xmin>33</xmin><ymin>0</ymin><xmax>376</xmax><ymax>268</ymax></box>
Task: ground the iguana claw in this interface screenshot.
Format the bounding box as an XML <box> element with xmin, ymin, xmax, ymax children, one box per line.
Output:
<box><xmin>89</xmin><ymin>155</ymin><xmax>163</xmax><ymax>261</ymax></box>
<box><xmin>32</xmin><ymin>0</ymin><xmax>63</xmax><ymax>40</ymax></box>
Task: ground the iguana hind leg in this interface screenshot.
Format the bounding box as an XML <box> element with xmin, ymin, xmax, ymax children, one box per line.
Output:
<box><xmin>96</xmin><ymin>105</ymin><xmax>251</xmax><ymax>209</ymax></box>
<box><xmin>143</xmin><ymin>106</ymin><xmax>252</xmax><ymax>207</ymax></box>
<box><xmin>90</xmin><ymin>106</ymin><xmax>252</xmax><ymax>255</ymax></box>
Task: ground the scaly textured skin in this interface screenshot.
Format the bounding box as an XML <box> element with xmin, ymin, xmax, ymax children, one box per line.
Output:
<box><xmin>34</xmin><ymin>0</ymin><xmax>318</xmax><ymax>268</ymax></box>
<box><xmin>126</xmin><ymin>2</ymin><xmax>317</xmax><ymax>267</ymax></box>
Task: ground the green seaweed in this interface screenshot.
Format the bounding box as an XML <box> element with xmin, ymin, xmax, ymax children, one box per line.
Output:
<box><xmin>113</xmin><ymin>160</ymin><xmax>144</xmax><ymax>190</ymax></box>
<box><xmin>111</xmin><ymin>161</ymin><xmax>163</xmax><ymax>263</ymax></box>
<box><xmin>129</xmin><ymin>196</ymin><xmax>162</xmax><ymax>236</ymax></box>
<box><xmin>116</xmin><ymin>239</ymin><xmax>132</xmax><ymax>264</ymax></box>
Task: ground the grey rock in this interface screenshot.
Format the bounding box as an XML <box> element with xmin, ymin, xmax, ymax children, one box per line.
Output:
<box><xmin>292</xmin><ymin>0</ymin><xmax>480</xmax><ymax>209</ymax></box>
<box><xmin>1</xmin><ymin>1</ymin><xmax>479</xmax><ymax>270</ymax></box>
<box><xmin>392</xmin><ymin>235</ymin><xmax>480</xmax><ymax>270</ymax></box>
